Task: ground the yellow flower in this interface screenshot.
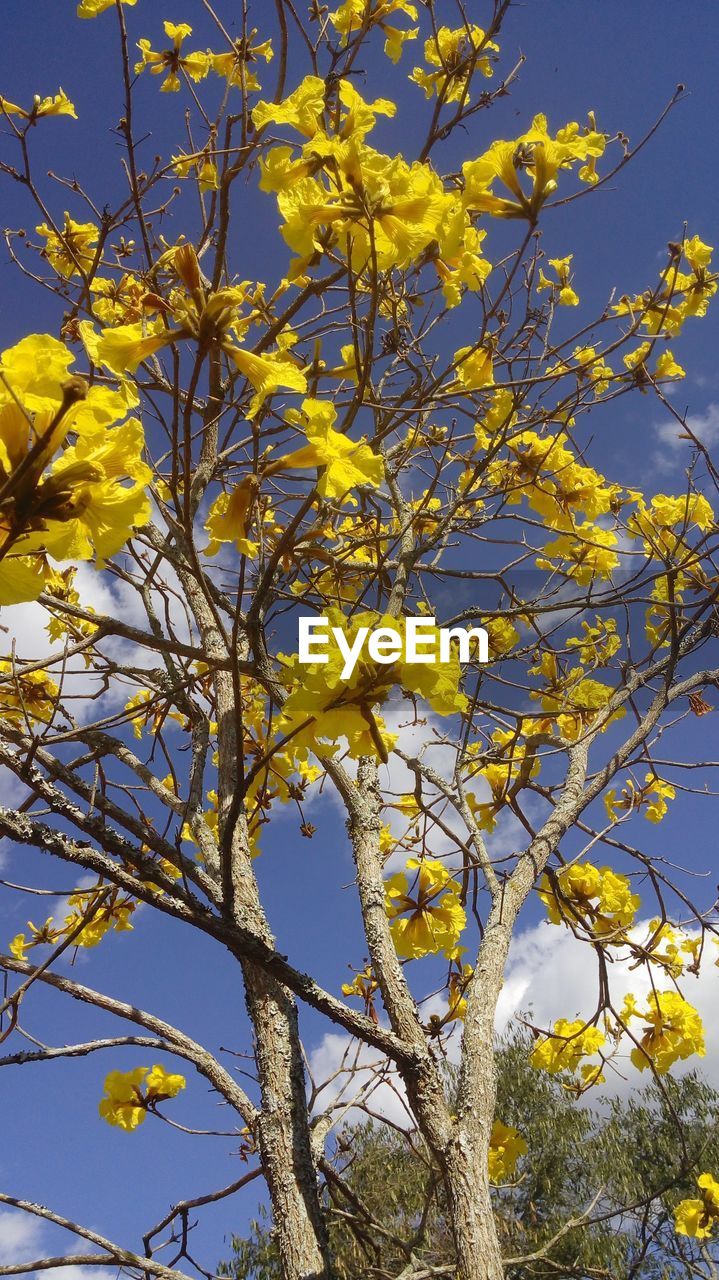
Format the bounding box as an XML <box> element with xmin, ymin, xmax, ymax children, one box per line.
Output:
<box><xmin>255</xmin><ymin>80</ymin><xmax>449</xmax><ymax>273</ymax></box>
<box><xmin>89</xmin><ymin>273</ymin><xmax>154</xmax><ymax>327</ymax></box>
<box><xmin>566</xmin><ymin>618</ymin><xmax>620</xmax><ymax>667</ymax></box>
<box><xmin>644</xmin><ymin>774</ymin><xmax>675</xmax><ymax>823</ymax></box>
<box><xmin>210</xmin><ymin>31</ymin><xmax>273</xmax><ymax>91</ymax></box>
<box><xmin>36</xmin><ymin>213</ymin><xmax>98</xmax><ymax>278</ymax></box>
<box><xmin>145</xmin><ymin>1063</ymin><xmax>186</xmax><ymax>1100</ymax></box>
<box><xmin>537</xmin><ymin>255</ymin><xmax>579</xmax><ymax>306</ymax></box>
<box><xmin>172</xmin><ymin>150</ymin><xmax>220</xmax><ymax>193</ymax></box>
<box><xmin>463</xmin><ymin>113</ymin><xmax>606</xmax><ymax>221</ymax></box>
<box><xmin>62</xmin><ymin>886</ymin><xmax>136</xmax><ymax>948</ymax></box>
<box><xmin>0</xmin><ymin>334</ymin><xmax>151</xmax><ymax>598</ymax></box>
<box><xmin>683</xmin><ymin>235</ymin><xmax>713</xmax><ymax>272</ymax></box>
<box><xmin>252</xmin><ymin>75</ymin><xmax>327</xmax><ymax>137</ymax></box>
<box><xmin>385</xmin><ymin>857</ymin><xmax>466</xmax><ymax>959</ymax></box>
<box><xmin>655</xmin><ymin>350</ymin><xmax>685</xmax><ymax>379</ymax></box>
<box><xmin>536</xmin><ymin>525</ymin><xmax>620</xmax><ymax>584</ymax></box>
<box><xmin>435</xmin><ymin>202</ymin><xmax>492</xmax><ymax>307</ymax></box>
<box><xmin>204</xmin><ymin>479</ymin><xmax>259</xmax><ymax>558</ymax></box>
<box><xmin>272</xmin><ymin>398</ymin><xmax>384</xmax><ymax>504</ymax></box>
<box><xmin>623</xmin><ymin>990</ymin><xmax>705</xmax><ymax>1074</ymax></box>
<box><xmin>530</xmin><ymin>1018</ymin><xmax>606</xmax><ymax>1088</ymax></box>
<box><xmin>25</xmin><ymin>416</ymin><xmax>152</xmax><ymax>564</ymax></box>
<box><xmin>446</xmin><ymin>962</ymin><xmax>473</xmax><ymax>1022</ymax></box>
<box><xmin>454</xmin><ymin>345</ymin><xmax>494</xmax><ymax>391</ymax></box>
<box><xmin>528</xmin><ymin>651</ymin><xmax>624</xmax><ymax>740</ymax></box>
<box><xmin>613</xmin><ymin>235</ymin><xmax>716</xmax><ymax>338</ymax></box>
<box><xmin>225</xmin><ymin>344</ymin><xmax>307</xmax><ymax>418</ymax></box>
<box><xmin>273</xmin><ymin>147</ymin><xmax>447</xmax><ymax>273</ymax></box>
<box><xmin>410</xmin><ymin>25</ymin><xmax>499</xmax><ymax>103</ymax></box>
<box><xmin>98</xmin><ymin>1064</ymin><xmax>185</xmax><ymax>1131</ymax></box>
<box><xmin>83</xmin><ymin>319</ymin><xmax>173</xmax><ymax>374</ymax></box>
<box><xmin>488</xmin><ymin>1120</ymin><xmax>527</xmax><ymax>1183</ymax></box>
<box><xmin>1</xmin><ymin>90</ymin><xmax>77</xmax><ymax>120</ymax></box>
<box><xmin>627</xmin><ymin>491</ymin><xmax>714</xmax><ymax>568</ymax></box>
<box><xmin>539</xmin><ymin>862</ymin><xmax>639</xmax><ymax>939</ymax></box>
<box><xmin>7</xmin><ymin>917</ymin><xmax>63</xmax><ymax>962</ymax></box>
<box><xmin>0</xmin><ymin>555</ymin><xmax>48</xmax><ymax>606</ymax></box>
<box><xmin>465</xmin><ymin>727</ymin><xmax>539</xmax><ymax>832</ymax></box>
<box><xmin>78</xmin><ymin>0</ymin><xmax>137</xmax><ymax>14</ymax></box>
<box><xmin>329</xmin><ymin>0</ymin><xmax>418</xmax><ymax>62</ymax></box>
<box><xmin>644</xmin><ymin>920</ymin><xmax>700</xmax><ymax>978</ymax></box>
<box><xmin>341</xmin><ymin>966</ymin><xmax>378</xmax><ymax>1009</ymax></box>
<box><xmin>124</xmin><ymin>688</ymin><xmax>187</xmax><ymax>739</ymax></box>
<box><xmin>135</xmin><ymin>22</ymin><xmax>210</xmax><ymax>92</ymax></box>
<box><xmin>675</xmin><ymin>1173</ymin><xmax>719</xmax><ymax>1239</ymax></box>
<box><xmin>0</xmin><ymin>662</ymin><xmax>59</xmax><ymax>726</ymax></box>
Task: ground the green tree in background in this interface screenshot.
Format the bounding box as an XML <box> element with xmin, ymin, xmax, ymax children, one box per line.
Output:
<box><xmin>222</xmin><ymin>1031</ymin><xmax>719</xmax><ymax>1279</ymax></box>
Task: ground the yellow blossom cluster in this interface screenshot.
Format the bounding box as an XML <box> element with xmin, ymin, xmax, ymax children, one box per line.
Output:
<box><xmin>641</xmin><ymin>920</ymin><xmax>701</xmax><ymax>978</ymax></box>
<box><xmin>409</xmin><ymin>25</ymin><xmax>499</xmax><ymax>102</ymax></box>
<box><xmin>203</xmin><ymin>398</ymin><xmax>385</xmax><ymax>560</ymax></box>
<box><xmin>464</xmin><ymin>727</ymin><xmax>541</xmax><ymax>833</ymax></box>
<box><xmin>385</xmin><ymin>858</ymin><xmax>466</xmax><ymax>959</ymax></box>
<box><xmin>80</xmin><ymin>246</ymin><xmax>305</xmax><ymax>419</ymax></box>
<box><xmin>341</xmin><ymin>966</ymin><xmax>379</xmax><ymax>1016</ymax></box>
<box><xmin>0</xmin><ymin>661</ymin><xmax>59</xmax><ymax>726</ymax></box>
<box><xmin>622</xmin><ymin>991</ymin><xmax>705</xmax><ymax>1074</ymax></box>
<box><xmin>78</xmin><ymin>0</ymin><xmax>137</xmax><ymax>16</ymax></box>
<box><xmin>614</xmin><ymin>236</ymin><xmax>717</xmax><ymax>338</ymax></box>
<box><xmin>565</xmin><ymin>617</ymin><xmax>621</xmax><ymax>667</ymax></box>
<box><xmin>604</xmin><ymin>773</ymin><xmax>676</xmax><ymax>825</ymax></box>
<box><xmin>530</xmin><ymin>1018</ymin><xmax>606</xmax><ymax>1092</ymax></box>
<box><xmin>488</xmin><ymin>1120</ymin><xmax>527</xmax><ymax>1183</ymax></box>
<box><xmin>462</xmin><ymin>113</ymin><xmax>606</xmax><ymax>222</ymax></box>
<box><xmin>43</xmin><ymin>566</ymin><xmax>98</xmax><ymax>655</ymax></box>
<box><xmin>98</xmin><ymin>1064</ymin><xmax>186</xmax><ymax>1131</ymax></box>
<box><xmin>0</xmin><ymin>90</ymin><xmax>76</xmax><ymax>122</ymax></box>
<box><xmin>537</xmin><ymin>254</ymin><xmax>579</xmax><ymax>307</ymax></box>
<box><xmin>37</xmin><ymin>213</ymin><xmax>98</xmax><ymax>277</ymax></box>
<box><xmin>278</xmin><ymin>609</ymin><xmax>466</xmax><ymax>763</ymax></box>
<box><xmin>528</xmin><ymin>651</ymin><xmax>625</xmax><ymax>740</ymax></box>
<box><xmin>538</xmin><ymin>861</ymin><xmax>640</xmax><ymax>940</ymax></box>
<box><xmin>0</xmin><ymin>334</ymin><xmax>151</xmax><ymax>606</ymax></box>
<box><xmin>9</xmin><ymin>865</ymin><xmax>182</xmax><ymax>963</ymax></box>
<box><xmin>329</xmin><ymin>0</ymin><xmax>419</xmax><ymax>63</ymax></box>
<box><xmin>675</xmin><ymin>1173</ymin><xmax>719</xmax><ymax>1239</ymax></box>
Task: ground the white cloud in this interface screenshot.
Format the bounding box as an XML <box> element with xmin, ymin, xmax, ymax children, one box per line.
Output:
<box><xmin>308</xmin><ymin>1030</ymin><xmax>414</xmax><ymax>1130</ymax></box>
<box><xmin>0</xmin><ymin>552</ymin><xmax>195</xmax><ymax>724</ymax></box>
<box><xmin>0</xmin><ymin>1209</ymin><xmax>44</xmax><ymax>1264</ymax></box>
<box><xmin>39</xmin><ymin>1267</ymin><xmax>109</xmax><ymax>1280</ymax></box>
<box><xmin>0</xmin><ymin>1211</ymin><xmax>112</xmax><ymax>1279</ymax></box>
<box><xmin>498</xmin><ymin>919</ymin><xmax>719</xmax><ymax>1095</ymax></box>
<box><xmin>308</xmin><ymin>917</ymin><xmax>719</xmax><ymax>1141</ymax></box>
<box><xmin>654</xmin><ymin>402</ymin><xmax>719</xmax><ymax>470</ymax></box>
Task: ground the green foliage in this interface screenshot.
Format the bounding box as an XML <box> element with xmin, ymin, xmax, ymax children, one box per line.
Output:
<box><xmin>221</xmin><ymin>1029</ymin><xmax>719</xmax><ymax>1279</ymax></box>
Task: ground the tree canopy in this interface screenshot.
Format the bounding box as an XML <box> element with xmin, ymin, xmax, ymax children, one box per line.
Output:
<box><xmin>0</xmin><ymin>3</ymin><xmax>718</xmax><ymax>1279</ymax></box>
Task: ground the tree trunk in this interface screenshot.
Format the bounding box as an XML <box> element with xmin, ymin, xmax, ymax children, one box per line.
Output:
<box><xmin>344</xmin><ymin>758</ymin><xmax>504</xmax><ymax>1278</ymax></box>
<box><xmin>443</xmin><ymin>1138</ymin><xmax>505</xmax><ymax>1280</ymax></box>
<box><xmin>242</xmin><ymin>960</ymin><xmax>333</xmax><ymax>1279</ymax></box>
<box><xmin>209</xmin><ymin>636</ymin><xmax>334</xmax><ymax>1278</ymax></box>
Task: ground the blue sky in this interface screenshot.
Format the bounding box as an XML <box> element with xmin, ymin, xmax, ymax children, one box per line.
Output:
<box><xmin>1</xmin><ymin>1</ymin><xmax>719</xmax><ymax>1273</ymax></box>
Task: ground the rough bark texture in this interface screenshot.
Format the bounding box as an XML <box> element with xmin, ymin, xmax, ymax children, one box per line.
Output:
<box><xmin>241</xmin><ymin>959</ymin><xmax>333</xmax><ymax>1280</ymax></box>
<box><xmin>176</xmin><ymin>555</ymin><xmax>333</xmax><ymax>1280</ymax></box>
<box><xmin>340</xmin><ymin>757</ymin><xmax>505</xmax><ymax>1280</ymax></box>
<box><xmin>216</xmin><ymin>670</ymin><xmax>333</xmax><ymax>1280</ymax></box>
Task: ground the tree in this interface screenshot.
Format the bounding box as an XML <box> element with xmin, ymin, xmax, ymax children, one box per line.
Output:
<box><xmin>0</xmin><ymin>2</ymin><xmax>717</xmax><ymax>1279</ymax></box>
<box><xmin>222</xmin><ymin>1030</ymin><xmax>719</xmax><ymax>1278</ymax></box>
